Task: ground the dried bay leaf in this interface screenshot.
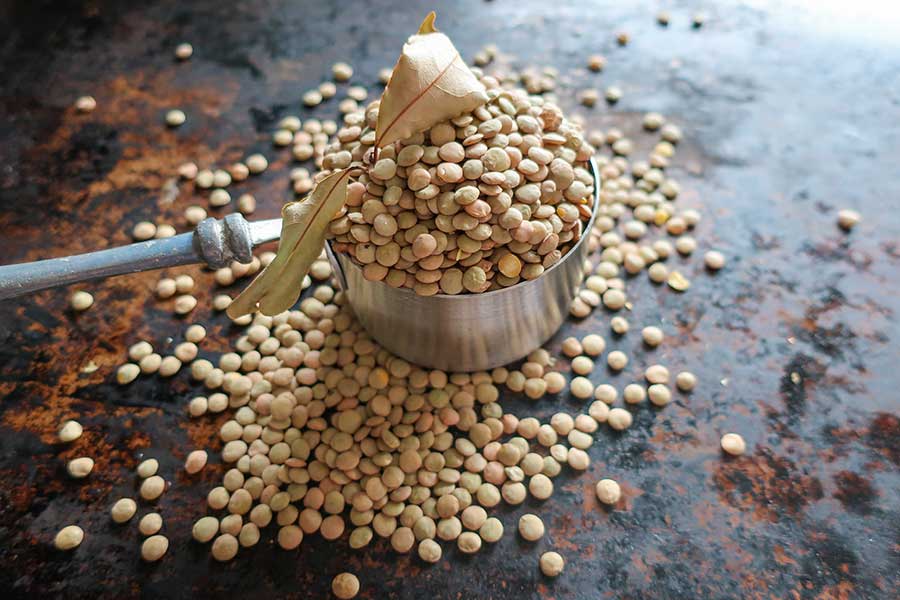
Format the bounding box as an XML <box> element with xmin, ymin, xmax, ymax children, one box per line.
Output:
<box><xmin>375</xmin><ymin>12</ymin><xmax>488</xmax><ymax>148</ymax></box>
<box><xmin>228</xmin><ymin>169</ymin><xmax>354</xmax><ymax>317</ymax></box>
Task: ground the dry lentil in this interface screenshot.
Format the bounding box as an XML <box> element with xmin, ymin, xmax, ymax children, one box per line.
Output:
<box><xmin>595</xmin><ymin>478</ymin><xmax>621</xmax><ymax>505</ymax></box>
<box><xmin>607</xmin><ymin>351</ymin><xmax>628</xmax><ymax>371</ymax></box>
<box><xmin>117</xmin><ymin>363</ymin><xmax>140</xmax><ymax>384</ymax></box>
<box><xmin>58</xmin><ymin>420</ymin><xmax>83</xmax><ymax>443</ymax></box>
<box><xmin>642</xmin><ymin>326</ymin><xmax>664</xmax><ymax>347</ymax></box>
<box><xmin>608</xmin><ymin>408</ymin><xmax>633</xmax><ymax>431</ymax></box>
<box><xmin>623</xmin><ymin>384</ymin><xmax>646</xmax><ymax>405</ymax></box>
<box><xmin>212</xmin><ymin>533</ymin><xmax>239</xmax><ymax>560</ymax></box>
<box><xmin>137</xmin><ymin>458</ymin><xmax>158</xmax><ymax>478</ymax></box>
<box><xmin>140</xmin><ymin>475</ymin><xmax>166</xmax><ymax>501</ymax></box>
<box><xmin>645</xmin><ymin>364</ymin><xmax>670</xmax><ymax>384</ymax></box>
<box><xmin>332</xmin><ymin>573</ymin><xmax>360</xmax><ymax>599</ymax></box>
<box><xmin>518</xmin><ymin>514</ymin><xmax>544</xmax><ymax>541</ymax></box>
<box><xmin>721</xmin><ymin>433</ymin><xmax>746</xmax><ymax>456</ymax></box>
<box><xmin>75</xmin><ymin>96</ymin><xmax>96</xmax><ymax>113</ymax></box>
<box><xmin>571</xmin><ymin>355</ymin><xmax>594</xmax><ymax>375</ymax></box>
<box><xmin>141</xmin><ymin>535</ymin><xmax>169</xmax><ymax>562</ymax></box>
<box><xmin>139</xmin><ymin>512</ymin><xmax>163</xmax><ymax>536</ymax></box>
<box><xmin>174</xmin><ymin>43</ymin><xmax>193</xmax><ymax>60</ymax></box>
<box><xmin>567</xmin><ymin>448</ymin><xmax>590</xmax><ymax>470</ymax></box>
<box><xmin>540</xmin><ymin>551</ymin><xmax>564</xmax><ymax>577</ymax></box>
<box><xmin>54</xmin><ymin>525</ymin><xmax>84</xmax><ymax>550</ymax></box>
<box><xmin>133</xmin><ymin>221</ymin><xmax>156</xmax><ymax>241</ymax></box>
<box><xmin>704</xmin><ymin>250</ymin><xmax>726</xmax><ymax>270</ymax></box>
<box><xmin>675</xmin><ymin>371</ymin><xmax>697</xmax><ymax>392</ymax></box>
<box><xmin>165</xmin><ymin>109</ymin><xmax>186</xmax><ymax>127</ymax></box>
<box><xmin>418</xmin><ymin>538</ymin><xmax>442</xmax><ymax>563</ymax></box>
<box><xmin>185</xmin><ymin>450</ymin><xmax>208</xmax><ymax>474</ymax></box>
<box><xmin>67</xmin><ymin>457</ymin><xmax>94</xmax><ymax>479</ymax></box>
<box><xmin>582</xmin><ymin>334</ymin><xmax>606</xmax><ymax>356</ymax></box>
<box><xmin>70</xmin><ymin>290</ymin><xmax>93</xmax><ymax>311</ymax></box>
<box><xmin>648</xmin><ymin>384</ymin><xmax>672</xmax><ymax>406</ymax></box>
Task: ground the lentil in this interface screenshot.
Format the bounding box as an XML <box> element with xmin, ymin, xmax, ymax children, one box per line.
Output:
<box><xmin>540</xmin><ymin>551</ymin><xmax>564</xmax><ymax>577</ymax></box>
<box><xmin>721</xmin><ymin>433</ymin><xmax>746</xmax><ymax>456</ymax></box>
<box><xmin>212</xmin><ymin>534</ymin><xmax>239</xmax><ymax>561</ymax></box>
<box><xmin>185</xmin><ymin>450</ymin><xmax>208</xmax><ymax>474</ymax></box>
<box><xmin>139</xmin><ymin>513</ymin><xmax>163</xmax><ymax>536</ymax></box>
<box><xmin>141</xmin><ymin>535</ymin><xmax>169</xmax><ymax>562</ymax></box>
<box><xmin>642</xmin><ymin>326</ymin><xmax>664</xmax><ymax>347</ymax></box>
<box><xmin>332</xmin><ymin>573</ymin><xmax>360</xmax><ymax>599</ymax></box>
<box><xmin>704</xmin><ymin>250</ymin><xmax>726</xmax><ymax>270</ymax></box>
<box><xmin>418</xmin><ymin>538</ymin><xmax>442</xmax><ymax>562</ymax></box>
<box><xmin>607</xmin><ymin>351</ymin><xmax>628</xmax><ymax>371</ymax></box>
<box><xmin>67</xmin><ymin>457</ymin><xmax>94</xmax><ymax>479</ymax></box>
<box><xmin>165</xmin><ymin>109</ymin><xmax>186</xmax><ymax>127</ymax></box>
<box><xmin>137</xmin><ymin>458</ymin><xmax>158</xmax><ymax>478</ymax></box>
<box><xmin>58</xmin><ymin>420</ymin><xmax>83</xmax><ymax>443</ymax></box>
<box><xmin>623</xmin><ymin>384</ymin><xmax>646</xmax><ymax>404</ymax></box>
<box><xmin>111</xmin><ymin>498</ymin><xmax>137</xmax><ymax>523</ymax></box>
<box><xmin>70</xmin><ymin>290</ymin><xmax>93</xmax><ymax>311</ymax></box>
<box><xmin>582</xmin><ymin>334</ymin><xmax>606</xmax><ymax>356</ymax></box>
<box><xmin>594</xmin><ymin>384</ymin><xmax>617</xmax><ymax>404</ymax></box>
<box><xmin>140</xmin><ymin>475</ymin><xmax>166</xmax><ymax>501</ymax></box>
<box><xmin>174</xmin><ymin>43</ymin><xmax>193</xmax><ymax>60</ymax></box>
<box><xmin>518</xmin><ymin>514</ymin><xmax>544</xmax><ymax>541</ymax></box>
<box><xmin>75</xmin><ymin>96</ymin><xmax>96</xmax><ymax>113</ymax></box>
<box><xmin>54</xmin><ymin>525</ymin><xmax>84</xmax><ymax>550</ymax></box>
<box><xmin>675</xmin><ymin>371</ymin><xmax>697</xmax><ymax>392</ymax></box>
<box><xmin>648</xmin><ymin>384</ymin><xmax>672</xmax><ymax>406</ymax></box>
<box><xmin>595</xmin><ymin>479</ymin><xmax>621</xmax><ymax>505</ymax></box>
<box><xmin>608</xmin><ymin>408</ymin><xmax>633</xmax><ymax>431</ymax></box>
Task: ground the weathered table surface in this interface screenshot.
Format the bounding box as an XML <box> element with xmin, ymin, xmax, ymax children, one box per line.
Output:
<box><xmin>1</xmin><ymin>1</ymin><xmax>898</xmax><ymax>598</ymax></box>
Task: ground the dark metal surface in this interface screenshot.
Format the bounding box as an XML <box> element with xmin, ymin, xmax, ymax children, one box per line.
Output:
<box><xmin>0</xmin><ymin>1</ymin><xmax>898</xmax><ymax>599</ymax></box>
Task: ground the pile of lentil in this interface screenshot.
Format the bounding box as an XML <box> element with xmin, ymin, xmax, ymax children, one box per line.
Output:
<box><xmin>54</xmin><ymin>32</ymin><xmax>762</xmax><ymax>593</ymax></box>
<box><xmin>320</xmin><ymin>70</ymin><xmax>596</xmax><ymax>296</ymax></box>
<box><xmin>179</xmin><ymin>291</ymin><xmax>632</xmax><ymax>562</ymax></box>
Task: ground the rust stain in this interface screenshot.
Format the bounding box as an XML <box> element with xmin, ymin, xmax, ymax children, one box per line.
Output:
<box><xmin>712</xmin><ymin>449</ymin><xmax>824</xmax><ymax>522</ymax></box>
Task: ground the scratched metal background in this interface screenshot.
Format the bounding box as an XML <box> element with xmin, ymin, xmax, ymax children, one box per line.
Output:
<box><xmin>0</xmin><ymin>0</ymin><xmax>898</xmax><ymax>598</ymax></box>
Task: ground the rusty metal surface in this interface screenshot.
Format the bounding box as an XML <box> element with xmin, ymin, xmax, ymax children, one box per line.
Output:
<box><xmin>1</xmin><ymin>0</ymin><xmax>898</xmax><ymax>598</ymax></box>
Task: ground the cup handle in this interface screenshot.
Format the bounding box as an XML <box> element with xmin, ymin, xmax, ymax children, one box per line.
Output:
<box><xmin>324</xmin><ymin>242</ymin><xmax>348</xmax><ymax>291</ymax></box>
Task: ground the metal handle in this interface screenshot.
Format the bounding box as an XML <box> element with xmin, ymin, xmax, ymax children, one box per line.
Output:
<box><xmin>0</xmin><ymin>213</ymin><xmax>263</xmax><ymax>300</ymax></box>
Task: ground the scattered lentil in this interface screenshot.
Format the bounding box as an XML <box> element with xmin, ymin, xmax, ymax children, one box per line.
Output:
<box><xmin>54</xmin><ymin>525</ymin><xmax>84</xmax><ymax>550</ymax></box>
<box><xmin>141</xmin><ymin>535</ymin><xmax>169</xmax><ymax>562</ymax></box>
<box><xmin>165</xmin><ymin>109</ymin><xmax>186</xmax><ymax>127</ymax></box>
<box><xmin>518</xmin><ymin>514</ymin><xmax>544</xmax><ymax>541</ymax></box>
<box><xmin>642</xmin><ymin>326</ymin><xmax>663</xmax><ymax>347</ymax></box>
<box><xmin>139</xmin><ymin>512</ymin><xmax>163</xmax><ymax>536</ymax></box>
<box><xmin>70</xmin><ymin>290</ymin><xmax>93</xmax><ymax>311</ymax></box>
<box><xmin>332</xmin><ymin>573</ymin><xmax>360</xmax><ymax>599</ymax></box>
<box><xmin>140</xmin><ymin>475</ymin><xmax>166</xmax><ymax>501</ymax></box>
<box><xmin>610</xmin><ymin>315</ymin><xmax>629</xmax><ymax>334</ymax></box>
<box><xmin>67</xmin><ymin>457</ymin><xmax>94</xmax><ymax>479</ymax></box>
<box><xmin>837</xmin><ymin>209</ymin><xmax>860</xmax><ymax>230</ymax></box>
<box><xmin>75</xmin><ymin>96</ymin><xmax>96</xmax><ymax>113</ymax></box>
<box><xmin>721</xmin><ymin>433</ymin><xmax>746</xmax><ymax>456</ymax></box>
<box><xmin>607</xmin><ymin>408</ymin><xmax>633</xmax><ymax>431</ymax></box>
<box><xmin>607</xmin><ymin>350</ymin><xmax>628</xmax><ymax>371</ymax></box>
<box><xmin>174</xmin><ymin>43</ymin><xmax>193</xmax><ymax>60</ymax></box>
<box><xmin>58</xmin><ymin>419</ymin><xmax>83</xmax><ymax>443</ymax></box>
<box><xmin>675</xmin><ymin>371</ymin><xmax>697</xmax><ymax>392</ymax></box>
<box><xmin>595</xmin><ymin>479</ymin><xmax>621</xmax><ymax>505</ymax></box>
<box><xmin>185</xmin><ymin>450</ymin><xmax>208</xmax><ymax>474</ymax></box>
<box><xmin>137</xmin><ymin>458</ymin><xmax>158</xmax><ymax>478</ymax></box>
<box><xmin>111</xmin><ymin>498</ymin><xmax>137</xmax><ymax>523</ymax></box>
<box><xmin>540</xmin><ymin>551</ymin><xmax>564</xmax><ymax>577</ymax></box>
